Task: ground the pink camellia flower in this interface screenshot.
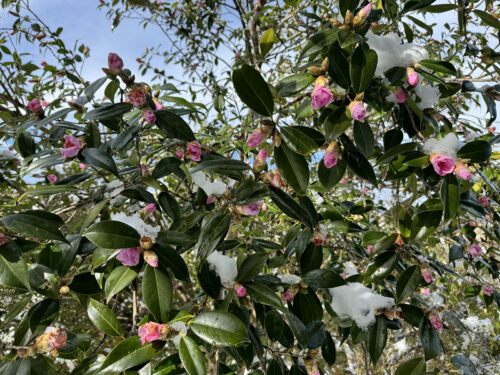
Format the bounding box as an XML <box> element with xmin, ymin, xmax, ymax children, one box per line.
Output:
<box><xmin>323</xmin><ymin>142</ymin><xmax>338</xmax><ymax>168</ymax></box>
<box><xmin>313</xmin><ymin>232</ymin><xmax>324</xmax><ymax>246</ymax></box>
<box><xmin>311</xmin><ymin>85</ymin><xmax>334</xmax><ymax>110</ymax></box>
<box><xmin>108</xmin><ymin>53</ymin><xmax>124</xmax><ymax>74</ymax></box>
<box><xmin>454</xmin><ymin>164</ymin><xmax>471</xmax><ymax>180</ymax></box>
<box><xmin>47</xmin><ymin>328</ymin><xmax>67</xmax><ymax>350</ymax></box>
<box><xmin>488</xmin><ymin>126</ymin><xmax>496</xmax><ymax>133</ymax></box>
<box><xmin>469</xmin><ymin>221</ymin><xmax>476</xmax><ymax>227</ymax></box>
<box><xmin>257</xmin><ymin>148</ymin><xmax>267</xmax><ymax>161</ymax></box>
<box><xmin>242</xmin><ymin>201</ymin><xmax>263</xmax><ymax>215</ymax></box>
<box><xmin>47</xmin><ymin>174</ymin><xmax>58</xmax><ymax>183</ymax></box>
<box><xmin>248</xmin><ymin>129</ymin><xmax>263</xmax><ymax>148</ymax></box>
<box><xmin>79</xmin><ymin>163</ymin><xmax>87</xmax><ymax>170</ymax></box>
<box><xmin>176</xmin><ymin>149</ymin><xmax>184</xmax><ymax>159</ymax></box>
<box><xmin>261</xmin><ymin>203</ymin><xmax>267</xmax><ymax>211</ymax></box>
<box><xmin>394</xmin><ymin>87</ymin><xmax>407</xmax><ymax>103</ymax></box>
<box><xmin>483</xmin><ymin>285</ymin><xmax>494</xmax><ymax>296</ymax></box>
<box><xmin>422</xmin><ymin>269</ymin><xmax>433</xmax><ymax>283</ymax></box>
<box><xmin>349</xmin><ymin>101</ymin><xmax>367</xmax><ymax>121</ymax></box>
<box><xmin>206</xmin><ymin>195</ymin><xmax>215</xmax><ymax>204</ymax></box>
<box><xmin>144</xmin><ymin>250</ymin><xmax>159</xmax><ymax>267</ymax></box>
<box><xmin>142</xmin><ymin>110</ymin><xmax>156</xmax><ymax>124</ymax></box>
<box><xmin>116</xmin><ymin>247</ymin><xmax>141</xmax><ymax>266</ymax></box>
<box><xmin>282</xmin><ymin>289</ymin><xmax>294</xmax><ymax>302</ymax></box>
<box><xmin>478</xmin><ymin>196</ymin><xmax>489</xmax><ymax>207</ymax></box>
<box><xmin>138</xmin><ymin>322</ymin><xmax>164</xmax><ymax>345</ymax></box>
<box><xmin>340</xmin><ymin>178</ymin><xmax>347</xmax><ymax>184</ymax></box>
<box><xmin>407</xmin><ymin>67</ymin><xmax>419</xmax><ymax>86</ymax></box>
<box><xmin>187</xmin><ymin>141</ymin><xmax>202</xmax><ymax>162</ymax></box>
<box><xmin>367</xmin><ymin>245</ymin><xmax>373</xmax><ymax>254</ymax></box>
<box><xmin>145</xmin><ymin>203</ymin><xmax>156</xmax><ymax>214</ymax></box>
<box><xmin>468</xmin><ymin>244</ymin><xmax>482</xmax><ymax>258</ymax></box>
<box><xmin>62</xmin><ymin>135</ymin><xmax>80</xmax><ymax>159</ymax></box>
<box><xmin>128</xmin><ymin>87</ymin><xmax>146</xmax><ymax>107</ymax></box>
<box><xmin>235</xmin><ymin>284</ymin><xmax>247</xmax><ymax>297</ymax></box>
<box><xmin>429</xmin><ymin>314</ymin><xmax>443</xmax><ymax>332</ymax></box>
<box><xmin>429</xmin><ymin>153</ymin><xmax>455</xmax><ymax>176</ymax></box>
<box><xmin>0</xmin><ymin>233</ymin><xmax>8</xmax><ymax>246</ymax></box>
<box><xmin>41</xmin><ymin>100</ymin><xmax>48</xmax><ymax>108</ymax></box>
<box><xmin>28</xmin><ymin>98</ymin><xmax>42</xmax><ymax>113</ymax></box>
<box><xmin>155</xmin><ymin>101</ymin><xmax>165</xmax><ymax>110</ymax></box>
<box><xmin>421</xmin><ymin>288</ymin><xmax>430</xmax><ymax>295</ymax></box>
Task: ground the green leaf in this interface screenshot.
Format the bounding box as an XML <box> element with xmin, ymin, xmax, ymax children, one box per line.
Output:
<box><xmin>419</xmin><ymin>59</ymin><xmax>457</xmax><ymax>75</ymax></box>
<box><xmin>299</xmin><ymin>29</ymin><xmax>339</xmax><ymax>61</ymax></box>
<box><xmin>303</xmin><ymin>269</ymin><xmax>345</xmax><ymax>289</ymax></box>
<box><xmin>22</xmin><ymin>184</ymin><xmax>76</xmax><ymax>197</ymax></box>
<box><xmin>197</xmin><ymin>210</ymin><xmax>231</xmax><ymax>261</ymax></box>
<box><xmin>152</xmin><ymin>157</ymin><xmax>182</xmax><ymax>179</ymax></box>
<box><xmin>85</xmin><ymin>76</ymin><xmax>108</xmax><ymax>100</ymax></box>
<box><xmin>280</xmin><ymin>126</ymin><xmax>318</xmax><ymax>155</ymax></box>
<box><xmin>265</xmin><ymin>310</ymin><xmax>284</xmax><ymax>341</ymax></box>
<box><xmin>214</xmin><ymin>94</ymin><xmax>225</xmax><ymax>113</ymax></box>
<box><xmin>179</xmin><ymin>335</ymin><xmax>207</xmax><ymax>375</ymax></box>
<box><xmin>234</xmin><ymin>180</ymin><xmax>269</xmax><ymax>206</ymax></box>
<box><xmin>276</xmin><ymin>73</ymin><xmax>315</xmax><ymax>97</ymax></box>
<box><xmin>341</xmin><ymin>137</ymin><xmax>377</xmax><ymax>185</ymax></box>
<box><xmin>105</xmin><ymin>266</ymin><xmax>138</xmax><ymax>303</ymax></box>
<box><xmin>328</xmin><ymin>44</ymin><xmax>350</xmax><ymax>89</ymax></box>
<box><xmin>2</xmin><ymin>210</ymin><xmax>67</xmax><ymax>243</ymax></box>
<box><xmin>260</xmin><ymin>28</ymin><xmax>275</xmax><ymax>58</ymax></box>
<box><xmin>0</xmin><ymin>358</ymin><xmax>30</xmax><ymax>375</ymax></box>
<box><xmin>269</xmin><ymin>186</ymin><xmax>314</xmax><ymax>228</ymax></box>
<box><xmin>396</xmin><ymin>266</ymin><xmax>421</xmax><ymax>303</ymax></box>
<box><xmin>232</xmin><ymin>64</ymin><xmax>274</xmax><ymax>117</ymax></box>
<box><xmin>99</xmin><ymin>336</ymin><xmax>163</xmax><ymax>374</ymax></box>
<box><xmin>84</xmin><ymin>102</ymin><xmax>133</xmax><ymax>121</ymax></box>
<box><xmin>83</xmin><ymin>220</ymin><xmax>140</xmax><ymax>249</ymax></box>
<box><xmin>274</xmin><ymin>143</ymin><xmax>309</xmax><ymax>194</ymax></box>
<box><xmin>245</xmin><ymin>282</ymin><xmax>286</xmax><ymax>311</ymax></box>
<box><xmin>142</xmin><ymin>266</ymin><xmax>173</xmax><ymax>323</ymax></box>
<box><xmin>87</xmin><ymin>298</ymin><xmax>123</xmax><ymax>336</ymax></box>
<box><xmin>69</xmin><ymin>272</ymin><xmax>102</xmax><ymax>295</ymax></box>
<box><xmin>0</xmin><ymin>255</ymin><xmax>31</xmax><ymax>291</ymax></box>
<box><xmin>110</xmin><ymin>125</ymin><xmax>140</xmax><ymax>152</ymax></box>
<box><xmin>451</xmin><ymin>354</ymin><xmax>477</xmax><ymax>375</ymax></box>
<box><xmin>403</xmin><ymin>0</ymin><xmax>435</xmax><ymax>13</ymax></box>
<box><xmin>190</xmin><ymin>312</ymin><xmax>249</xmax><ymax>347</ymax></box>
<box><xmin>353</xmin><ymin>121</ymin><xmax>374</xmax><ymax>158</ymax></box>
<box><xmin>449</xmin><ymin>245</ymin><xmax>463</xmax><ymax>262</ymax></box>
<box><xmin>318</xmin><ymin>158</ymin><xmax>346</xmax><ymax>189</ymax></box>
<box><xmin>81</xmin><ymin>148</ymin><xmax>118</xmax><ymax>177</ymax></box>
<box><xmin>287</xmin><ymin>313</ymin><xmax>308</xmax><ymax>347</ymax></box>
<box><xmin>156</xmin><ymin>243</ymin><xmax>191</xmax><ymax>282</ymax></box>
<box><xmin>158</xmin><ymin>192</ymin><xmax>181</xmax><ymax>222</ymax></box>
<box><xmin>236</xmin><ymin>253</ymin><xmax>269</xmax><ymax>283</ymax></box>
<box><xmin>395</xmin><ymin>357</ymin><xmax>426</xmax><ymax>375</ymax></box>
<box><xmin>28</xmin><ymin>298</ymin><xmax>60</xmax><ymax>335</ymax></box>
<box><xmin>190</xmin><ymin>159</ymin><xmax>251</xmax><ymax>174</ymax></box>
<box><xmin>155</xmin><ymin>110</ymin><xmax>196</xmax><ymax>141</ymax></box>
<box><xmin>365</xmin><ymin>251</ymin><xmax>398</xmax><ymax>281</ymax></box>
<box><xmin>350</xmin><ymin>47</ymin><xmax>378</xmax><ymax>93</ymax></box>
<box><xmin>321</xmin><ymin>331</ymin><xmax>336</xmax><ymax>365</ymax></box>
<box><xmin>419</xmin><ymin>318</ymin><xmax>441</xmax><ymax>360</ymax></box>
<box><xmin>457</xmin><ymin>140</ymin><xmax>492</xmax><ymax>163</ymax></box>
<box><xmin>474</xmin><ymin>9</ymin><xmax>500</xmax><ymax>30</ymax></box>
<box><xmin>376</xmin><ymin>142</ymin><xmax>419</xmax><ymax>164</ymax></box>
<box><xmin>441</xmin><ymin>174</ymin><xmax>460</xmax><ymax>221</ymax></box>
<box><xmin>366</xmin><ymin>316</ymin><xmax>387</xmax><ymax>366</ymax></box>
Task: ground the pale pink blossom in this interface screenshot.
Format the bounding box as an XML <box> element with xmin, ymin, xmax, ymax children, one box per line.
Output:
<box><xmin>242</xmin><ymin>201</ymin><xmax>263</xmax><ymax>215</ymax></box>
<box><xmin>483</xmin><ymin>285</ymin><xmax>493</xmax><ymax>296</ymax></box>
<box><xmin>79</xmin><ymin>163</ymin><xmax>87</xmax><ymax>169</ymax></box>
<box><xmin>235</xmin><ymin>284</ymin><xmax>247</xmax><ymax>297</ymax></box>
<box><xmin>117</xmin><ymin>247</ymin><xmax>141</xmax><ymax>266</ymax></box>
<box><xmin>47</xmin><ymin>174</ymin><xmax>57</xmax><ymax>183</ymax></box>
<box><xmin>455</xmin><ymin>164</ymin><xmax>471</xmax><ymax>180</ymax></box>
<box><xmin>367</xmin><ymin>245</ymin><xmax>373</xmax><ymax>254</ymax></box>
<box><xmin>145</xmin><ymin>203</ymin><xmax>156</xmax><ymax>213</ymax></box>
<box><xmin>313</xmin><ymin>232</ymin><xmax>324</xmax><ymax>246</ymax></box>
<box><xmin>468</xmin><ymin>244</ymin><xmax>482</xmax><ymax>258</ymax></box>
<box><xmin>176</xmin><ymin>149</ymin><xmax>184</xmax><ymax>159</ymax></box>
<box><xmin>261</xmin><ymin>203</ymin><xmax>267</xmax><ymax>211</ymax></box>
<box><xmin>128</xmin><ymin>87</ymin><xmax>146</xmax><ymax>107</ymax></box>
<box><xmin>407</xmin><ymin>67</ymin><xmax>419</xmax><ymax>86</ymax></box>
<box><xmin>394</xmin><ymin>87</ymin><xmax>407</xmax><ymax>103</ymax></box>
<box><xmin>478</xmin><ymin>196</ymin><xmax>489</xmax><ymax>207</ymax></box>
<box><xmin>469</xmin><ymin>221</ymin><xmax>476</xmax><ymax>227</ymax></box>
<box><xmin>323</xmin><ymin>144</ymin><xmax>338</xmax><ymax>168</ymax></box>
<box><xmin>422</xmin><ymin>269</ymin><xmax>433</xmax><ymax>283</ymax></box>
<box><xmin>142</xmin><ymin>110</ymin><xmax>156</xmax><ymax>124</ymax></box>
<box><xmin>430</xmin><ymin>154</ymin><xmax>455</xmax><ymax>176</ymax></box>
<box><xmin>311</xmin><ymin>85</ymin><xmax>333</xmax><ymax>109</ymax></box>
<box><xmin>28</xmin><ymin>98</ymin><xmax>42</xmax><ymax>113</ymax></box>
<box><xmin>62</xmin><ymin>135</ymin><xmax>80</xmax><ymax>159</ymax></box>
<box><xmin>144</xmin><ymin>250</ymin><xmax>159</xmax><ymax>267</ymax></box>
<box><xmin>282</xmin><ymin>289</ymin><xmax>294</xmax><ymax>302</ymax></box>
<box><xmin>41</xmin><ymin>100</ymin><xmax>48</xmax><ymax>108</ymax></box>
<box><xmin>138</xmin><ymin>322</ymin><xmax>163</xmax><ymax>345</ymax></box>
<box><xmin>187</xmin><ymin>141</ymin><xmax>202</xmax><ymax>162</ymax></box>
<box><xmin>155</xmin><ymin>101</ymin><xmax>165</xmax><ymax>110</ymax></box>
<box><xmin>429</xmin><ymin>315</ymin><xmax>443</xmax><ymax>332</ymax></box>
<box><xmin>248</xmin><ymin>129</ymin><xmax>263</xmax><ymax>148</ymax></box>
<box><xmin>349</xmin><ymin>101</ymin><xmax>367</xmax><ymax>121</ymax></box>
<box><xmin>421</xmin><ymin>288</ymin><xmax>430</xmax><ymax>295</ymax></box>
<box><xmin>206</xmin><ymin>195</ymin><xmax>215</xmax><ymax>204</ymax></box>
<box><xmin>108</xmin><ymin>53</ymin><xmax>124</xmax><ymax>74</ymax></box>
<box><xmin>340</xmin><ymin>178</ymin><xmax>347</xmax><ymax>184</ymax></box>
<box><xmin>47</xmin><ymin>328</ymin><xmax>67</xmax><ymax>350</ymax></box>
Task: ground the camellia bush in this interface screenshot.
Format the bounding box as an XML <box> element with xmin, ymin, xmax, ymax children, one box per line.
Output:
<box><xmin>1</xmin><ymin>0</ymin><xmax>500</xmax><ymax>374</ymax></box>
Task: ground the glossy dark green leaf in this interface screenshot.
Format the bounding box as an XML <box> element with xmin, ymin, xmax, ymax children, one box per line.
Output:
<box><xmin>318</xmin><ymin>158</ymin><xmax>346</xmax><ymax>189</ymax></box>
<box><xmin>84</xmin><ymin>76</ymin><xmax>108</xmax><ymax>100</ymax></box>
<box><xmin>105</xmin><ymin>266</ymin><xmax>137</xmax><ymax>303</ymax></box>
<box><xmin>190</xmin><ymin>158</ymin><xmax>250</xmax><ymax>174</ymax></box>
<box><xmin>451</xmin><ymin>354</ymin><xmax>477</xmax><ymax>375</ymax></box>
<box><xmin>280</xmin><ymin>126</ymin><xmax>318</xmax><ymax>155</ymax></box>
<box><xmin>69</xmin><ymin>272</ymin><xmax>102</xmax><ymax>295</ymax></box>
<box><xmin>353</xmin><ymin>121</ymin><xmax>374</xmax><ymax>158</ymax></box>
<box><xmin>403</xmin><ymin>0</ymin><xmax>435</xmax><ymax>12</ymax></box>
<box><xmin>395</xmin><ymin>357</ymin><xmax>426</xmax><ymax>375</ymax></box>
<box><xmin>179</xmin><ymin>335</ymin><xmax>207</xmax><ymax>375</ymax></box>
<box><xmin>84</xmin><ymin>102</ymin><xmax>133</xmax><ymax>121</ymax></box>
<box><xmin>83</xmin><ymin>220</ymin><xmax>140</xmax><ymax>249</ymax></box>
<box><xmin>449</xmin><ymin>245</ymin><xmax>463</xmax><ymax>262</ymax></box>
<box><xmin>245</xmin><ymin>282</ymin><xmax>286</xmax><ymax>311</ymax></box>
<box><xmin>152</xmin><ymin>157</ymin><xmax>182</xmax><ymax>179</ymax></box>
<box><xmin>234</xmin><ymin>180</ymin><xmax>269</xmax><ymax>206</ymax></box>
<box><xmin>16</xmin><ymin>132</ymin><xmax>35</xmax><ymax>157</ymax></box>
<box><xmin>155</xmin><ymin>110</ymin><xmax>196</xmax><ymax>141</ymax></box>
<box><xmin>457</xmin><ymin>140</ymin><xmax>492</xmax><ymax>163</ymax></box>
<box><xmin>328</xmin><ymin>44</ymin><xmax>350</xmax><ymax>89</ymax></box>
<box><xmin>158</xmin><ymin>192</ymin><xmax>181</xmax><ymax>222</ymax></box>
<box><xmin>274</xmin><ymin>143</ymin><xmax>309</xmax><ymax>194</ymax></box>
<box><xmin>265</xmin><ymin>310</ymin><xmax>284</xmax><ymax>341</ymax></box>
<box><xmin>341</xmin><ymin>135</ymin><xmax>376</xmax><ymax>185</ymax></box>
<box><xmin>366</xmin><ymin>315</ymin><xmax>387</xmax><ymax>366</ymax></box>
<box><xmin>303</xmin><ymin>269</ymin><xmax>345</xmax><ymax>289</ymax></box>
<box><xmin>299</xmin><ymin>28</ymin><xmax>338</xmax><ymax>61</ymax></box>
<box><xmin>156</xmin><ymin>243</ymin><xmax>191</xmax><ymax>282</ymax></box>
<box><xmin>365</xmin><ymin>251</ymin><xmax>398</xmax><ymax>281</ymax></box>
<box><xmin>190</xmin><ymin>311</ymin><xmax>249</xmax><ymax>347</ymax></box>
<box><xmin>474</xmin><ymin>9</ymin><xmax>500</xmax><ymax>30</ymax></box>
<box><xmin>197</xmin><ymin>210</ymin><xmax>231</xmax><ymax>261</ymax></box>
<box><xmin>236</xmin><ymin>253</ymin><xmax>269</xmax><ymax>283</ymax></box>
<box><xmin>292</xmin><ymin>290</ymin><xmax>323</xmax><ymax>325</ymax></box>
<box><xmin>110</xmin><ymin>125</ymin><xmax>140</xmax><ymax>152</ymax></box>
<box><xmin>276</xmin><ymin>73</ymin><xmax>315</xmax><ymax>97</ymax></box>
<box><xmin>419</xmin><ymin>59</ymin><xmax>456</xmax><ymax>75</ymax></box>
<box><xmin>321</xmin><ymin>331</ymin><xmax>336</xmax><ymax>365</ymax></box>
<box><xmin>142</xmin><ymin>265</ymin><xmax>173</xmax><ymax>323</ymax></box>
<box><xmin>287</xmin><ymin>313</ymin><xmax>308</xmax><ymax>347</ymax></box>
<box><xmin>0</xmin><ymin>255</ymin><xmax>30</xmax><ymax>290</ymax></box>
<box><xmin>396</xmin><ymin>266</ymin><xmax>421</xmax><ymax>303</ymax></box>
<box><xmin>87</xmin><ymin>298</ymin><xmax>123</xmax><ymax>336</ymax></box>
<box><xmin>29</xmin><ymin>298</ymin><xmax>60</xmax><ymax>335</ymax></box>
<box><xmin>350</xmin><ymin>47</ymin><xmax>378</xmax><ymax>93</ymax></box>
<box><xmin>0</xmin><ymin>358</ymin><xmax>30</xmax><ymax>375</ymax></box>
<box><xmin>419</xmin><ymin>318</ymin><xmax>441</xmax><ymax>360</ymax></box>
<box><xmin>441</xmin><ymin>174</ymin><xmax>460</xmax><ymax>221</ymax></box>
<box><xmin>2</xmin><ymin>210</ymin><xmax>67</xmax><ymax>243</ymax></box>
<box><xmin>81</xmin><ymin>148</ymin><xmax>118</xmax><ymax>177</ymax></box>
<box><xmin>232</xmin><ymin>64</ymin><xmax>274</xmax><ymax>117</ymax></box>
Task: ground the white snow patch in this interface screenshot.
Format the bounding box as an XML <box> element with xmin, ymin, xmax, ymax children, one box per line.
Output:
<box><xmin>344</xmin><ymin>262</ymin><xmax>359</xmax><ymax>277</ymax></box>
<box><xmin>394</xmin><ymin>338</ymin><xmax>410</xmax><ymax>356</ymax></box>
<box><xmin>412</xmin><ymin>81</ymin><xmax>441</xmax><ymax>110</ymax></box>
<box><xmin>281</xmin><ymin>274</ymin><xmax>301</xmax><ymax>284</ymax></box>
<box><xmin>423</xmin><ymin>133</ymin><xmax>460</xmax><ymax>159</ymax></box>
<box><xmin>190</xmin><ymin>170</ymin><xmax>227</xmax><ymax>197</ymax></box>
<box><xmin>111</xmin><ymin>211</ymin><xmax>160</xmax><ymax>240</ymax></box>
<box><xmin>206</xmin><ymin>251</ymin><xmax>237</xmax><ymax>288</ymax></box>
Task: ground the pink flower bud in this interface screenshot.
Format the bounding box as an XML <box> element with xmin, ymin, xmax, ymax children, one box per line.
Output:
<box><xmin>349</xmin><ymin>101</ymin><xmax>367</xmax><ymax>121</ymax></box>
<box><xmin>83</xmin><ymin>46</ymin><xmax>90</xmax><ymax>55</ymax></box>
<box><xmin>142</xmin><ymin>110</ymin><xmax>156</xmax><ymax>124</ymax></box>
<box><xmin>367</xmin><ymin>245</ymin><xmax>373</xmax><ymax>254</ymax></box>
<box><xmin>454</xmin><ymin>164</ymin><xmax>471</xmax><ymax>180</ymax></box>
<box><xmin>128</xmin><ymin>87</ymin><xmax>146</xmax><ymax>107</ymax></box>
<box><xmin>323</xmin><ymin>142</ymin><xmax>338</xmax><ymax>168</ymax></box>
<box><xmin>155</xmin><ymin>101</ymin><xmax>165</xmax><ymax>110</ymax></box>
<box><xmin>394</xmin><ymin>87</ymin><xmax>407</xmax><ymax>103</ymax></box>
<box><xmin>27</xmin><ymin>98</ymin><xmax>42</xmax><ymax>113</ymax></box>
<box><xmin>313</xmin><ymin>232</ymin><xmax>324</xmax><ymax>246</ymax></box>
<box><xmin>235</xmin><ymin>284</ymin><xmax>247</xmax><ymax>297</ymax></box>
<box><xmin>138</xmin><ymin>322</ymin><xmax>163</xmax><ymax>345</ymax></box>
<box><xmin>176</xmin><ymin>149</ymin><xmax>184</xmax><ymax>159</ymax></box>
<box><xmin>421</xmin><ymin>269</ymin><xmax>433</xmax><ymax>283</ymax></box>
<box><xmin>108</xmin><ymin>53</ymin><xmax>124</xmax><ymax>74</ymax></box>
<box><xmin>311</xmin><ymin>85</ymin><xmax>334</xmax><ymax>110</ymax></box>
<box><xmin>144</xmin><ymin>250</ymin><xmax>159</xmax><ymax>267</ymax></box>
<box><xmin>429</xmin><ymin>314</ymin><xmax>443</xmax><ymax>332</ymax></box>
<box><xmin>469</xmin><ymin>221</ymin><xmax>476</xmax><ymax>227</ymax></box>
<box><xmin>206</xmin><ymin>195</ymin><xmax>215</xmax><ymax>204</ymax></box>
<box><xmin>407</xmin><ymin>67</ymin><xmax>419</xmax><ymax>86</ymax></box>
<box><xmin>79</xmin><ymin>163</ymin><xmax>87</xmax><ymax>170</ymax></box>
<box><xmin>261</xmin><ymin>203</ymin><xmax>267</xmax><ymax>211</ymax></box>
<box><xmin>421</xmin><ymin>288</ymin><xmax>430</xmax><ymax>295</ymax></box>
<box><xmin>117</xmin><ymin>247</ymin><xmax>141</xmax><ymax>266</ymax></box>
<box><xmin>282</xmin><ymin>289</ymin><xmax>294</xmax><ymax>302</ymax></box>
<box><xmin>488</xmin><ymin>126</ymin><xmax>496</xmax><ymax>133</ymax></box>
<box><xmin>257</xmin><ymin>148</ymin><xmax>267</xmax><ymax>161</ymax></box>
<box><xmin>242</xmin><ymin>201</ymin><xmax>263</xmax><ymax>215</ymax></box>
<box><xmin>47</xmin><ymin>174</ymin><xmax>58</xmax><ymax>183</ymax></box>
<box><xmin>478</xmin><ymin>196</ymin><xmax>489</xmax><ymax>207</ymax></box>
<box><xmin>429</xmin><ymin>154</ymin><xmax>455</xmax><ymax>176</ymax></box>
<box><xmin>62</xmin><ymin>135</ymin><xmax>81</xmax><ymax>159</ymax></box>
<box><xmin>248</xmin><ymin>129</ymin><xmax>263</xmax><ymax>148</ymax></box>
<box><xmin>253</xmin><ymin>148</ymin><xmax>267</xmax><ymax>172</ymax></box>
<box><xmin>145</xmin><ymin>203</ymin><xmax>156</xmax><ymax>213</ymax></box>
<box><xmin>483</xmin><ymin>285</ymin><xmax>493</xmax><ymax>296</ymax></box>
<box><xmin>187</xmin><ymin>141</ymin><xmax>202</xmax><ymax>162</ymax></box>
<box><xmin>468</xmin><ymin>244</ymin><xmax>482</xmax><ymax>258</ymax></box>
<box><xmin>340</xmin><ymin>178</ymin><xmax>347</xmax><ymax>184</ymax></box>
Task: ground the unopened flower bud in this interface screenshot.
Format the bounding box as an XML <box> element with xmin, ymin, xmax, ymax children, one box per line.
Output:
<box><xmin>353</xmin><ymin>3</ymin><xmax>373</xmax><ymax>28</ymax></box>
<box><xmin>407</xmin><ymin>67</ymin><xmax>419</xmax><ymax>86</ymax></box>
<box><xmin>140</xmin><ymin>236</ymin><xmax>153</xmax><ymax>250</ymax></box>
<box><xmin>323</xmin><ymin>142</ymin><xmax>338</xmax><ymax>168</ymax></box>
<box><xmin>253</xmin><ymin>148</ymin><xmax>268</xmax><ymax>173</ymax></box>
<box><xmin>307</xmin><ymin>66</ymin><xmax>323</xmax><ymax>76</ymax></box>
<box><xmin>143</xmin><ymin>250</ymin><xmax>159</xmax><ymax>267</ymax></box>
<box><xmin>59</xmin><ymin>286</ymin><xmax>70</xmax><ymax>294</ymax></box>
<box><xmin>313</xmin><ymin>232</ymin><xmax>324</xmax><ymax>246</ymax></box>
<box><xmin>344</xmin><ymin>9</ymin><xmax>354</xmax><ymax>25</ymax></box>
<box><xmin>321</xmin><ymin>57</ymin><xmax>329</xmax><ymax>72</ymax></box>
<box><xmin>272</xmin><ymin>130</ymin><xmax>281</xmax><ymax>147</ymax></box>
